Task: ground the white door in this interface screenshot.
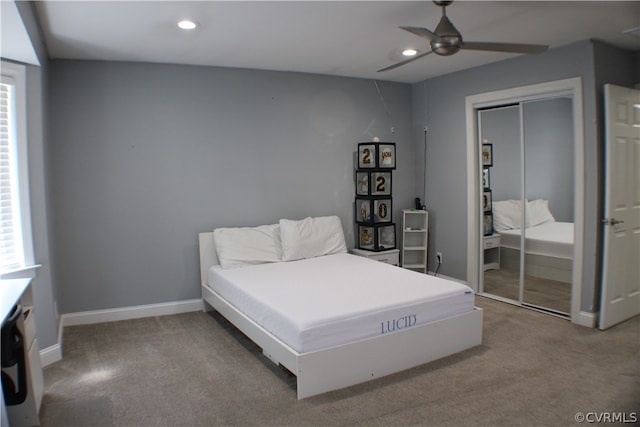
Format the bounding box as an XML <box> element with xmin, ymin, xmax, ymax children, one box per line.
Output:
<box><xmin>599</xmin><ymin>84</ymin><xmax>640</xmax><ymax>330</ymax></box>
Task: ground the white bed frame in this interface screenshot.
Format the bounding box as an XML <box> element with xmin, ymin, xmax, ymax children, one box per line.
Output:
<box><xmin>199</xmin><ymin>232</ymin><xmax>483</xmax><ymax>399</ymax></box>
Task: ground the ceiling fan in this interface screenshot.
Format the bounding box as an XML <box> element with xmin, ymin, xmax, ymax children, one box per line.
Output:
<box><xmin>378</xmin><ymin>0</ymin><xmax>548</xmax><ymax>72</ymax></box>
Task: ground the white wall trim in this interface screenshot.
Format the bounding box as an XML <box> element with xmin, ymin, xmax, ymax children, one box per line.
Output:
<box><xmin>573</xmin><ymin>311</ymin><xmax>598</xmax><ymax>328</ymax></box>
<box><xmin>39</xmin><ymin>343</ymin><xmax>62</xmax><ymax>367</ymax></box>
<box><xmin>40</xmin><ymin>317</ymin><xmax>64</xmax><ymax>367</ymax></box>
<box><xmin>40</xmin><ymin>314</ymin><xmax>66</xmax><ymax>368</ymax></box>
<box><xmin>61</xmin><ymin>299</ymin><xmax>204</xmax><ymax>327</ymax></box>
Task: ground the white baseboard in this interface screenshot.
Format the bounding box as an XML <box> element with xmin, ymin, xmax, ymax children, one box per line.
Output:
<box><xmin>39</xmin><ymin>316</ymin><xmax>65</xmax><ymax>367</ymax></box>
<box><xmin>40</xmin><ymin>343</ymin><xmax>62</xmax><ymax>367</ymax></box>
<box><xmin>572</xmin><ymin>310</ymin><xmax>598</xmax><ymax>328</ymax></box>
<box><xmin>61</xmin><ymin>299</ymin><xmax>204</xmax><ymax>327</ymax></box>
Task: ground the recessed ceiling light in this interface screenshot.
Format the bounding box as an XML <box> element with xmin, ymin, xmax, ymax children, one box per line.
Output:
<box><xmin>402</xmin><ymin>48</ymin><xmax>418</xmax><ymax>57</ymax></box>
<box><xmin>177</xmin><ymin>20</ymin><xmax>197</xmax><ymax>30</ymax></box>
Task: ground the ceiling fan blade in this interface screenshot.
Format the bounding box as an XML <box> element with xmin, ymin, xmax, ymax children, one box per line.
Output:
<box><xmin>378</xmin><ymin>50</ymin><xmax>434</xmax><ymax>72</ymax></box>
<box><xmin>399</xmin><ymin>26</ymin><xmax>437</xmax><ymax>41</ymax></box>
<box><xmin>460</xmin><ymin>41</ymin><xmax>548</xmax><ymax>54</ymax></box>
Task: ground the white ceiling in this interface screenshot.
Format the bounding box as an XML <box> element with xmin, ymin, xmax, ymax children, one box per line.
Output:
<box><xmin>33</xmin><ymin>1</ymin><xmax>640</xmax><ymax>84</ymax></box>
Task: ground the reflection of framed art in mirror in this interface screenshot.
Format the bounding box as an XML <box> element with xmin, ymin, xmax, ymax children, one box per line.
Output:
<box><xmin>482</xmin><ymin>189</ymin><xmax>492</xmax><ymax>213</ymax></box>
<box><xmin>482</xmin><ymin>144</ymin><xmax>493</xmax><ymax>167</ymax></box>
<box><xmin>483</xmin><ymin>213</ymin><xmax>493</xmax><ymax>236</ymax></box>
<box><xmin>482</xmin><ymin>168</ymin><xmax>490</xmax><ymax>189</ymax></box>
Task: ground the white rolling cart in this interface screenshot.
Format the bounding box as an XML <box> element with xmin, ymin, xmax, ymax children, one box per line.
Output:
<box><xmin>401</xmin><ymin>209</ymin><xmax>428</xmax><ymax>273</ymax></box>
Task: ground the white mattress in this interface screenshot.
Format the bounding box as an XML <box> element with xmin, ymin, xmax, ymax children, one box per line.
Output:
<box><xmin>207</xmin><ymin>253</ymin><xmax>474</xmax><ymax>354</ymax></box>
<box><xmin>499</xmin><ymin>222</ymin><xmax>574</xmax><ymax>259</ymax></box>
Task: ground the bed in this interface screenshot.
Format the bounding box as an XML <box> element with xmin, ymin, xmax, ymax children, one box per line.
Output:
<box><xmin>493</xmin><ymin>199</ymin><xmax>574</xmax><ymax>283</ymax></box>
<box><xmin>199</xmin><ymin>216</ymin><xmax>483</xmax><ymax>399</ymax></box>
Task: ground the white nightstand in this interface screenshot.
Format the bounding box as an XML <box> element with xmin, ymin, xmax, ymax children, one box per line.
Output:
<box><xmin>483</xmin><ymin>234</ymin><xmax>501</xmax><ymax>271</ymax></box>
<box><xmin>350</xmin><ymin>248</ymin><xmax>400</xmax><ymax>266</ymax></box>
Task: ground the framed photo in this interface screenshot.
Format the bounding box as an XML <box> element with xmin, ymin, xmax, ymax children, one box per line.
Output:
<box><xmin>483</xmin><ymin>213</ymin><xmax>494</xmax><ymax>236</ymax></box>
<box><xmin>482</xmin><ymin>168</ymin><xmax>490</xmax><ymax>189</ymax></box>
<box><xmin>356</xmin><ymin>172</ymin><xmax>370</xmax><ymax>196</ymax></box>
<box><xmin>355</xmin><ymin>198</ymin><xmax>373</xmax><ymax>223</ymax></box>
<box><xmin>358</xmin><ymin>144</ymin><xmax>377</xmax><ymax>169</ymax></box>
<box><xmin>371</xmin><ymin>172</ymin><xmax>392</xmax><ymax>196</ymax></box>
<box><xmin>482</xmin><ymin>189</ymin><xmax>492</xmax><ymax>213</ymax></box>
<box><xmin>358</xmin><ymin>225</ymin><xmax>375</xmax><ymax>250</ymax></box>
<box><xmin>377</xmin><ymin>224</ymin><xmax>396</xmax><ymax>250</ymax></box>
<box><xmin>358</xmin><ymin>224</ymin><xmax>396</xmax><ymax>251</ymax></box>
<box><xmin>358</xmin><ymin>142</ymin><xmax>396</xmax><ymax>169</ymax></box>
<box><xmin>356</xmin><ymin>171</ymin><xmax>392</xmax><ymax>196</ymax></box>
<box><xmin>482</xmin><ymin>143</ymin><xmax>493</xmax><ymax>167</ymax></box>
<box><xmin>378</xmin><ymin>143</ymin><xmax>396</xmax><ymax>169</ymax></box>
<box><xmin>373</xmin><ymin>199</ymin><xmax>392</xmax><ymax>223</ymax></box>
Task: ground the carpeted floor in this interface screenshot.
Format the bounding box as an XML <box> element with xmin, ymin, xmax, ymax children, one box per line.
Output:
<box><xmin>40</xmin><ymin>297</ymin><xmax>639</xmax><ymax>426</ymax></box>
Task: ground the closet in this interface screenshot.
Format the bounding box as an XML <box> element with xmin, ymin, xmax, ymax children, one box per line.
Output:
<box><xmin>478</xmin><ymin>96</ymin><xmax>575</xmax><ymax>316</ymax></box>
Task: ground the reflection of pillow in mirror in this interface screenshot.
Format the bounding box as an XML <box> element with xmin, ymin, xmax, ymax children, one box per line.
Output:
<box><xmin>526</xmin><ymin>199</ymin><xmax>555</xmax><ymax>227</ymax></box>
<box><xmin>492</xmin><ymin>200</ymin><xmax>523</xmax><ymax>231</ymax></box>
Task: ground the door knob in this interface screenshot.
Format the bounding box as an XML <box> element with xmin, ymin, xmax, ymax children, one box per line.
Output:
<box><xmin>602</xmin><ymin>218</ymin><xmax>624</xmax><ymax>226</ymax></box>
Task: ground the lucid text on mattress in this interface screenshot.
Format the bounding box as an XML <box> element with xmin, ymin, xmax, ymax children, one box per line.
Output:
<box><xmin>381</xmin><ymin>314</ymin><xmax>417</xmax><ymax>334</ymax></box>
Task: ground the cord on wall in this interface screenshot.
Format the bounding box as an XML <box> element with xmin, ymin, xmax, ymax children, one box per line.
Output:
<box><xmin>434</xmin><ymin>252</ymin><xmax>441</xmax><ymax>276</ymax></box>
<box><xmin>422</xmin><ymin>81</ymin><xmax>429</xmax><ymax>207</ymax></box>
<box><xmin>373</xmin><ymin>80</ymin><xmax>395</xmax><ymax>135</ymax></box>
<box><xmin>423</xmin><ymin>83</ymin><xmax>431</xmax><ymax>274</ymax></box>
<box><xmin>423</xmin><ymin>126</ymin><xmax>428</xmax><ymax>207</ymax></box>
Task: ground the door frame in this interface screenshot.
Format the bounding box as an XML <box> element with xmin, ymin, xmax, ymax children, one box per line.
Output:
<box><xmin>465</xmin><ymin>77</ymin><xmax>587</xmax><ymax>325</ymax></box>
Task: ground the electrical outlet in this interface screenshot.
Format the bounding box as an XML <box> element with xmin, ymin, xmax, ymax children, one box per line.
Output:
<box><xmin>436</xmin><ymin>252</ymin><xmax>443</xmax><ymax>264</ymax></box>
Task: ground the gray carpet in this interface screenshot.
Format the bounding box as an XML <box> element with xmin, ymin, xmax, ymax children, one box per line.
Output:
<box><xmin>41</xmin><ymin>297</ymin><xmax>639</xmax><ymax>426</ymax></box>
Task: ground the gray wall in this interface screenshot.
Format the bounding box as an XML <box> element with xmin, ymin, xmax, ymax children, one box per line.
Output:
<box><xmin>412</xmin><ymin>39</ymin><xmax>638</xmax><ymax>313</ymax></box>
<box><xmin>49</xmin><ymin>61</ymin><xmax>414</xmax><ymax>313</ymax></box>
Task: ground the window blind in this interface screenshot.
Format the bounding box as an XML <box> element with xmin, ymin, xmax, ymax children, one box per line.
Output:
<box><xmin>0</xmin><ymin>81</ymin><xmax>23</xmax><ymax>272</ymax></box>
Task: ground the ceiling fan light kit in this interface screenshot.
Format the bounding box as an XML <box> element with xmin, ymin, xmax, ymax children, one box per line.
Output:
<box><xmin>379</xmin><ymin>0</ymin><xmax>548</xmax><ymax>72</ymax></box>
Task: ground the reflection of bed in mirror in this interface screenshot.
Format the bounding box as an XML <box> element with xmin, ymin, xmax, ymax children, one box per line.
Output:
<box><xmin>493</xmin><ymin>199</ymin><xmax>574</xmax><ymax>283</ymax></box>
<box><xmin>499</xmin><ymin>222</ymin><xmax>574</xmax><ymax>283</ymax></box>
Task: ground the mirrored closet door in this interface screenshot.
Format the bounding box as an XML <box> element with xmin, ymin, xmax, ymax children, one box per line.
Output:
<box><xmin>479</xmin><ymin>96</ymin><xmax>574</xmax><ymax>317</ymax></box>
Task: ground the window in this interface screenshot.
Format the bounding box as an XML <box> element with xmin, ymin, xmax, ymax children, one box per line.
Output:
<box><xmin>1</xmin><ymin>61</ymin><xmax>34</xmax><ymax>276</ymax></box>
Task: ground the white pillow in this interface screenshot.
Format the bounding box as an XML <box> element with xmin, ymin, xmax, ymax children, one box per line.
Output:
<box><xmin>213</xmin><ymin>224</ymin><xmax>282</xmax><ymax>269</ymax></box>
<box><xmin>492</xmin><ymin>200</ymin><xmax>523</xmax><ymax>231</ymax></box>
<box><xmin>279</xmin><ymin>216</ymin><xmax>347</xmax><ymax>261</ymax></box>
<box><xmin>526</xmin><ymin>199</ymin><xmax>555</xmax><ymax>227</ymax></box>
